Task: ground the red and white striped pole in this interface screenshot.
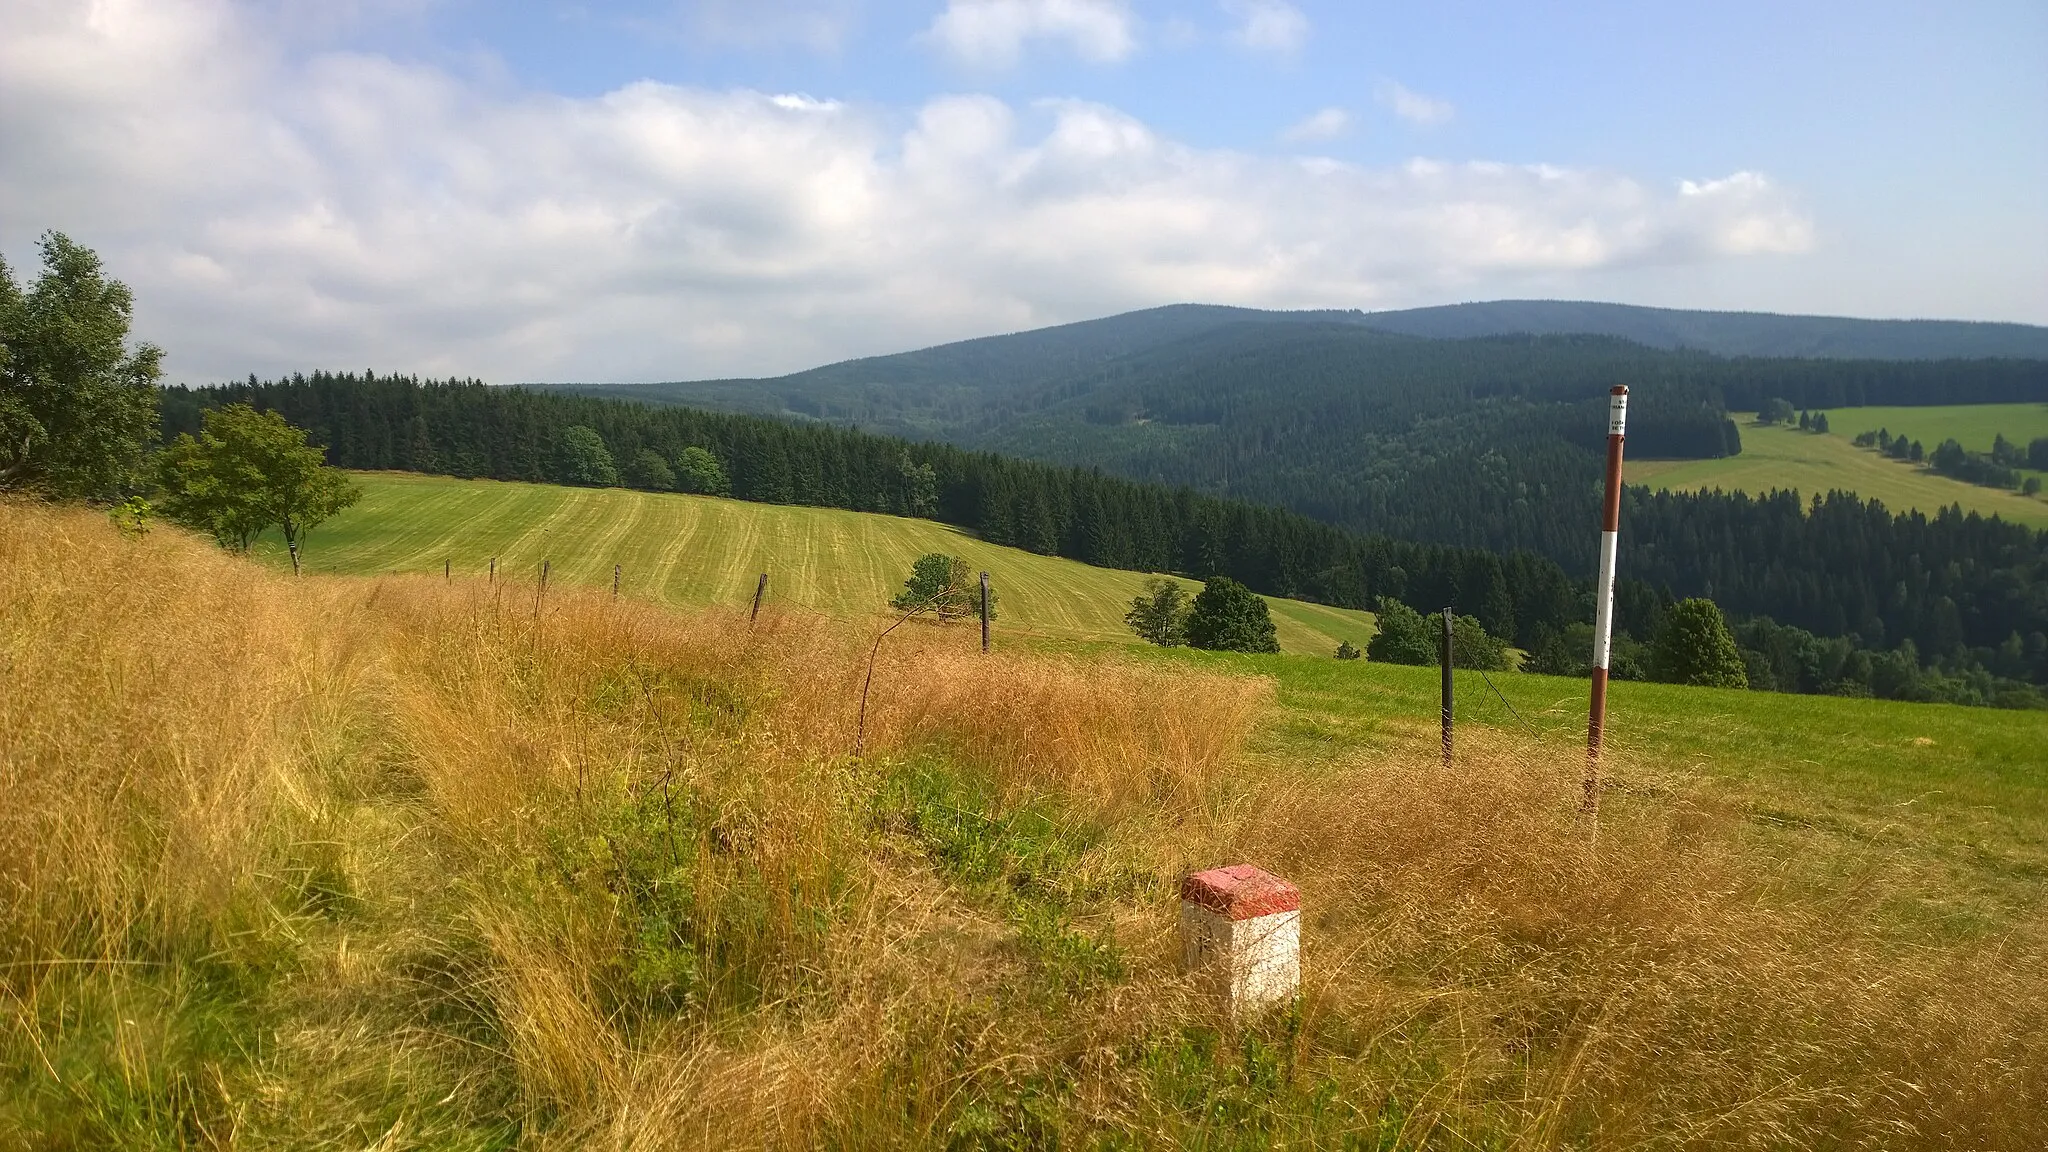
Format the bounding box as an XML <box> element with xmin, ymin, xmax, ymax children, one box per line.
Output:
<box><xmin>1585</xmin><ymin>385</ymin><xmax>1628</xmax><ymax>812</ymax></box>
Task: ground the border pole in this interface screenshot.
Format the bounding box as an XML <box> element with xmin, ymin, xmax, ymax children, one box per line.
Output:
<box><xmin>980</xmin><ymin>572</ymin><xmax>991</xmax><ymax>653</ymax></box>
<box><xmin>1441</xmin><ymin>607</ymin><xmax>1454</xmax><ymax>767</ymax></box>
<box><xmin>1586</xmin><ymin>385</ymin><xmax>1630</xmax><ymax>812</ymax></box>
<box><xmin>613</xmin><ymin>563</ymin><xmax>621</xmax><ymax>599</ymax></box>
<box><xmin>751</xmin><ymin>572</ymin><xmax>768</xmax><ymax>622</ymax></box>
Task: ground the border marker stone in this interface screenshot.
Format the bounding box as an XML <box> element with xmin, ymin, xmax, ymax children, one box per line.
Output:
<box><xmin>1179</xmin><ymin>864</ymin><xmax>1301</xmax><ymax>1015</ymax></box>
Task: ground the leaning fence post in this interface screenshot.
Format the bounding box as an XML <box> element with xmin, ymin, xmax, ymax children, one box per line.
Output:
<box><xmin>1180</xmin><ymin>864</ymin><xmax>1301</xmax><ymax>1016</ymax></box>
<box><xmin>1441</xmin><ymin>607</ymin><xmax>1454</xmax><ymax>767</ymax></box>
<box><xmin>750</xmin><ymin>572</ymin><xmax>768</xmax><ymax>622</ymax></box>
<box><xmin>980</xmin><ymin>571</ymin><xmax>991</xmax><ymax>653</ymax></box>
<box><xmin>445</xmin><ymin>558</ymin><xmax>450</xmax><ymax>582</ymax></box>
<box><xmin>613</xmin><ymin>563</ymin><xmax>621</xmax><ymax>599</ymax></box>
<box><xmin>489</xmin><ymin>556</ymin><xmax>496</xmax><ymax>583</ymax></box>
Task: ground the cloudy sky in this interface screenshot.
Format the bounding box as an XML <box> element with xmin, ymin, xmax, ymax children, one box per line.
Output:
<box><xmin>2</xmin><ymin>0</ymin><xmax>2042</xmax><ymax>383</ymax></box>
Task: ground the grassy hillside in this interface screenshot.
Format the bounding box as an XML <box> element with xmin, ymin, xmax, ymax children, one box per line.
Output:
<box><xmin>7</xmin><ymin>500</ymin><xmax>2045</xmax><ymax>1148</ymax></box>
<box><xmin>1833</xmin><ymin>401</ymin><xmax>2048</xmax><ymax>458</ymax></box>
<box><xmin>1630</xmin><ymin>414</ymin><xmax>2048</xmax><ymax>527</ymax></box>
<box><xmin>267</xmin><ymin>472</ymin><xmax>1377</xmax><ymax>656</ymax></box>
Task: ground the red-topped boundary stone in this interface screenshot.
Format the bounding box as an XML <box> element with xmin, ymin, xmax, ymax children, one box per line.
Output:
<box><xmin>1180</xmin><ymin>864</ymin><xmax>1301</xmax><ymax>921</ymax></box>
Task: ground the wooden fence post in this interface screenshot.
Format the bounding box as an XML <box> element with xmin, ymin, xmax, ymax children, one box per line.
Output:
<box><xmin>613</xmin><ymin>564</ymin><xmax>621</xmax><ymax>599</ymax></box>
<box><xmin>751</xmin><ymin>572</ymin><xmax>768</xmax><ymax>621</ymax></box>
<box><xmin>444</xmin><ymin>558</ymin><xmax>450</xmax><ymax>582</ymax></box>
<box><xmin>980</xmin><ymin>571</ymin><xmax>991</xmax><ymax>653</ymax></box>
<box><xmin>1441</xmin><ymin>607</ymin><xmax>1454</xmax><ymax>767</ymax></box>
<box><xmin>489</xmin><ymin>556</ymin><xmax>496</xmax><ymax>583</ymax></box>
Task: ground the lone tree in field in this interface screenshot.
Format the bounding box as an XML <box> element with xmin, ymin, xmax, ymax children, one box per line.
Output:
<box><xmin>158</xmin><ymin>404</ymin><xmax>361</xmax><ymax>574</ymax></box>
<box><xmin>0</xmin><ymin>232</ymin><xmax>163</xmax><ymax>500</ymax></box>
<box><xmin>1185</xmin><ymin>576</ymin><xmax>1278</xmax><ymax>653</ymax></box>
<box><xmin>1651</xmin><ymin>597</ymin><xmax>1749</xmax><ymax>688</ymax></box>
<box><xmin>891</xmin><ymin>553</ymin><xmax>990</xmax><ymax>622</ymax></box>
<box><xmin>556</xmin><ymin>425</ymin><xmax>618</xmax><ymax>486</ymax></box>
<box><xmin>1335</xmin><ymin>639</ymin><xmax>1361</xmax><ymax>660</ymax></box>
<box><xmin>1124</xmin><ymin>577</ymin><xmax>1190</xmax><ymax>646</ymax></box>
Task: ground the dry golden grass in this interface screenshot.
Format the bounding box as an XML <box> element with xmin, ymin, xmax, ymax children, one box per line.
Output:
<box><xmin>3</xmin><ymin>497</ymin><xmax>2044</xmax><ymax>1149</ymax></box>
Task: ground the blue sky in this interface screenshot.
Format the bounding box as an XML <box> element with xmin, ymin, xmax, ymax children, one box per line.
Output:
<box><xmin>1</xmin><ymin>0</ymin><xmax>2042</xmax><ymax>381</ymax></box>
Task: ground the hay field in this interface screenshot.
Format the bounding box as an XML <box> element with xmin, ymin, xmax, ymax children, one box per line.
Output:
<box><xmin>5</xmin><ymin>499</ymin><xmax>2046</xmax><ymax>1148</ymax></box>
<box><xmin>260</xmin><ymin>471</ymin><xmax>1377</xmax><ymax>656</ymax></box>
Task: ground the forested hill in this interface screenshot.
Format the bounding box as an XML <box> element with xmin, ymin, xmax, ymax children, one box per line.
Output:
<box><xmin>163</xmin><ymin>374</ymin><xmax>2048</xmax><ymax>706</ymax></box>
<box><xmin>554</xmin><ymin>312</ymin><xmax>2048</xmax><ymax>567</ymax></box>
<box><xmin>1356</xmin><ymin>300</ymin><xmax>2048</xmax><ymax>361</ymax></box>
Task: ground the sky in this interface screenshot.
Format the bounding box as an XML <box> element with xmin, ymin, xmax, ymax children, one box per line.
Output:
<box><xmin>1</xmin><ymin>0</ymin><xmax>2042</xmax><ymax>383</ymax></box>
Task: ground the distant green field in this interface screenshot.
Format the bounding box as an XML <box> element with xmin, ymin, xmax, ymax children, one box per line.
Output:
<box><xmin>1630</xmin><ymin>410</ymin><xmax>2048</xmax><ymax>527</ymax></box>
<box><xmin>270</xmin><ymin>472</ymin><xmax>1377</xmax><ymax>656</ymax></box>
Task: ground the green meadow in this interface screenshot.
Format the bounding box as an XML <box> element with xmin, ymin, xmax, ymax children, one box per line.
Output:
<box><xmin>267</xmin><ymin>471</ymin><xmax>1378</xmax><ymax>656</ymax></box>
<box><xmin>1630</xmin><ymin>408</ymin><xmax>2048</xmax><ymax>527</ymax></box>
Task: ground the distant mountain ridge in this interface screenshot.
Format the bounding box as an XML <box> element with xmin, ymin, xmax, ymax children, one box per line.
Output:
<box><xmin>1355</xmin><ymin>300</ymin><xmax>2048</xmax><ymax>361</ymax></box>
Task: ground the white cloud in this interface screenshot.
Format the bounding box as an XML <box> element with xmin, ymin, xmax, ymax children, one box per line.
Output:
<box><xmin>1225</xmin><ymin>0</ymin><xmax>1307</xmax><ymax>54</ymax></box>
<box><xmin>0</xmin><ymin>0</ymin><xmax>1815</xmax><ymax>382</ymax></box>
<box><xmin>922</xmin><ymin>0</ymin><xmax>1136</xmax><ymax>67</ymax></box>
<box><xmin>1376</xmin><ymin>79</ymin><xmax>1455</xmax><ymax>127</ymax></box>
<box><xmin>1281</xmin><ymin>107</ymin><xmax>1349</xmax><ymax>143</ymax></box>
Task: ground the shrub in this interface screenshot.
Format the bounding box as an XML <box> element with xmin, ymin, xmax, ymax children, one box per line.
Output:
<box><xmin>1184</xmin><ymin>577</ymin><xmax>1278</xmax><ymax>654</ymax></box>
<box><xmin>1335</xmin><ymin>640</ymin><xmax>1361</xmax><ymax>660</ymax></box>
<box><xmin>891</xmin><ymin>553</ymin><xmax>989</xmax><ymax>622</ymax></box>
<box><xmin>624</xmin><ymin>448</ymin><xmax>675</xmax><ymax>491</ymax></box>
<box><xmin>674</xmin><ymin>446</ymin><xmax>730</xmax><ymax>496</ymax></box>
<box><xmin>1651</xmin><ymin>598</ymin><xmax>1749</xmax><ymax>688</ymax></box>
<box><xmin>1366</xmin><ymin>598</ymin><xmax>1435</xmax><ymax>665</ymax></box>
<box><xmin>556</xmin><ymin>425</ymin><xmax>618</xmax><ymax>486</ymax></box>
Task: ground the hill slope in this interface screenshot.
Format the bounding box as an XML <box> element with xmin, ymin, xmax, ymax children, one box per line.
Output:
<box><xmin>1630</xmin><ymin>413</ymin><xmax>2048</xmax><ymax>529</ymax></box>
<box><xmin>1357</xmin><ymin>300</ymin><xmax>2048</xmax><ymax>360</ymax></box>
<box><xmin>275</xmin><ymin>472</ymin><xmax>1377</xmax><ymax>655</ymax></box>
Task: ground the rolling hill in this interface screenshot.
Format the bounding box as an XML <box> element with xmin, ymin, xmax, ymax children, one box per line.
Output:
<box><xmin>271</xmin><ymin>471</ymin><xmax>1378</xmax><ymax>656</ymax></box>
<box><xmin>1630</xmin><ymin>406</ymin><xmax>2048</xmax><ymax>527</ymax></box>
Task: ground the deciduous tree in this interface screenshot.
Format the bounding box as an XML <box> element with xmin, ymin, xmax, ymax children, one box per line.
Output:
<box><xmin>1124</xmin><ymin>578</ymin><xmax>1190</xmax><ymax>646</ymax></box>
<box><xmin>1185</xmin><ymin>576</ymin><xmax>1278</xmax><ymax>653</ymax></box>
<box><xmin>158</xmin><ymin>403</ymin><xmax>361</xmax><ymax>574</ymax></box>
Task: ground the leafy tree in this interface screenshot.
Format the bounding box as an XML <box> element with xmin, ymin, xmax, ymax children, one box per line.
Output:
<box><xmin>1124</xmin><ymin>577</ymin><xmax>1190</xmax><ymax>646</ymax></box>
<box><xmin>0</xmin><ymin>232</ymin><xmax>163</xmax><ymax>499</ymax></box>
<box><xmin>1335</xmin><ymin>639</ymin><xmax>1361</xmax><ymax>660</ymax></box>
<box><xmin>1366</xmin><ymin>598</ymin><xmax>1435</xmax><ymax>665</ymax></box>
<box><xmin>624</xmin><ymin>448</ymin><xmax>675</xmax><ymax>491</ymax></box>
<box><xmin>1425</xmin><ymin>610</ymin><xmax>1510</xmax><ymax>671</ymax></box>
<box><xmin>1185</xmin><ymin>576</ymin><xmax>1278</xmax><ymax>653</ymax></box>
<box><xmin>898</xmin><ymin>454</ymin><xmax>938</xmax><ymax>518</ymax></box>
<box><xmin>675</xmin><ymin>446</ymin><xmax>730</xmax><ymax>495</ymax></box>
<box><xmin>1756</xmin><ymin>398</ymin><xmax>1795</xmax><ymax>425</ymax></box>
<box><xmin>1650</xmin><ymin>598</ymin><xmax>1748</xmax><ymax>688</ymax></box>
<box><xmin>557</xmin><ymin>425</ymin><xmax>618</xmax><ymax>486</ymax></box>
<box><xmin>890</xmin><ymin>553</ymin><xmax>990</xmax><ymax>622</ymax></box>
<box><xmin>2025</xmin><ymin>476</ymin><xmax>2042</xmax><ymax>497</ymax></box>
<box><xmin>2030</xmin><ymin>437</ymin><xmax>2048</xmax><ymax>471</ymax></box>
<box><xmin>157</xmin><ymin>404</ymin><xmax>361</xmax><ymax>574</ymax></box>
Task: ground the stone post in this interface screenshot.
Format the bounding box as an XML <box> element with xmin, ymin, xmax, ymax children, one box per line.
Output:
<box><xmin>1179</xmin><ymin>864</ymin><xmax>1301</xmax><ymax>1015</ymax></box>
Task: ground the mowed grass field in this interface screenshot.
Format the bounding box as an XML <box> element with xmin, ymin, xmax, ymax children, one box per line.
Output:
<box><xmin>1630</xmin><ymin>408</ymin><xmax>2048</xmax><ymax>528</ymax></box>
<box><xmin>265</xmin><ymin>471</ymin><xmax>1377</xmax><ymax>655</ymax></box>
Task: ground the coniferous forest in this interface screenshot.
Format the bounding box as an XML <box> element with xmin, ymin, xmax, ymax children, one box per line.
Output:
<box><xmin>163</xmin><ymin>374</ymin><xmax>2048</xmax><ymax>706</ymax></box>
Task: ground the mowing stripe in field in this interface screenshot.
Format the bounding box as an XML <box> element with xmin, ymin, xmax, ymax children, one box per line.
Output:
<box><xmin>265</xmin><ymin>472</ymin><xmax>1378</xmax><ymax>656</ymax></box>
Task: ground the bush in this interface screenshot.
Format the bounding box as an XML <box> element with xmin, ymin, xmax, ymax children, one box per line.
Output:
<box><xmin>1184</xmin><ymin>577</ymin><xmax>1278</xmax><ymax>654</ymax></box>
<box><xmin>1366</xmin><ymin>598</ymin><xmax>1435</xmax><ymax>665</ymax></box>
<box><xmin>891</xmin><ymin>553</ymin><xmax>989</xmax><ymax>622</ymax></box>
<box><xmin>1651</xmin><ymin>598</ymin><xmax>1748</xmax><ymax>688</ymax></box>
<box><xmin>1427</xmin><ymin>611</ymin><xmax>1511</xmax><ymax>671</ymax></box>
<box><xmin>1124</xmin><ymin>578</ymin><xmax>1190</xmax><ymax>647</ymax></box>
<box><xmin>556</xmin><ymin>425</ymin><xmax>618</xmax><ymax>486</ymax></box>
<box><xmin>674</xmin><ymin>446</ymin><xmax>730</xmax><ymax>496</ymax></box>
<box><xmin>1335</xmin><ymin>640</ymin><xmax>1361</xmax><ymax>660</ymax></box>
<box><xmin>624</xmin><ymin>448</ymin><xmax>675</xmax><ymax>491</ymax></box>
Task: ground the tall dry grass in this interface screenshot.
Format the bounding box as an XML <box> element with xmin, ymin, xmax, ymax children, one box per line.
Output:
<box><xmin>3</xmin><ymin>497</ymin><xmax>2044</xmax><ymax>1149</ymax></box>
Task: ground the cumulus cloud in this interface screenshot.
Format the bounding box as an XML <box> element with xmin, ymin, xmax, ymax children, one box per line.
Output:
<box><xmin>922</xmin><ymin>0</ymin><xmax>1136</xmax><ymax>67</ymax></box>
<box><xmin>1281</xmin><ymin>107</ymin><xmax>1349</xmax><ymax>143</ymax></box>
<box><xmin>0</xmin><ymin>0</ymin><xmax>1814</xmax><ymax>382</ymax></box>
<box><xmin>1225</xmin><ymin>0</ymin><xmax>1308</xmax><ymax>54</ymax></box>
<box><xmin>1377</xmin><ymin>79</ymin><xmax>1455</xmax><ymax>127</ymax></box>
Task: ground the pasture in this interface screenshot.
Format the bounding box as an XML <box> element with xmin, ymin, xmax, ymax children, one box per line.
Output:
<box><xmin>265</xmin><ymin>471</ymin><xmax>1378</xmax><ymax>656</ymax></box>
<box><xmin>1629</xmin><ymin>411</ymin><xmax>2048</xmax><ymax>527</ymax></box>
<box><xmin>5</xmin><ymin>499</ymin><xmax>2046</xmax><ymax>1148</ymax></box>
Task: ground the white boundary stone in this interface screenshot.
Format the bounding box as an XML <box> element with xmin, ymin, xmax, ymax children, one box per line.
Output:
<box><xmin>1179</xmin><ymin>864</ymin><xmax>1301</xmax><ymax>1015</ymax></box>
